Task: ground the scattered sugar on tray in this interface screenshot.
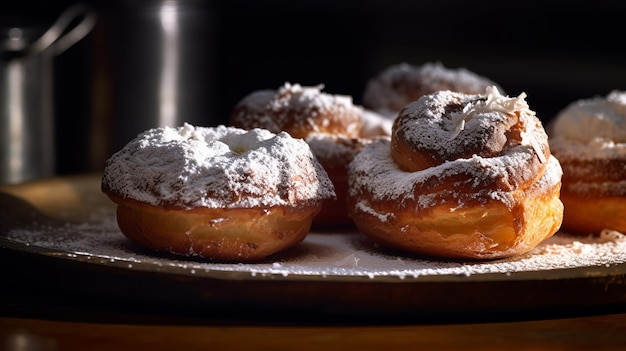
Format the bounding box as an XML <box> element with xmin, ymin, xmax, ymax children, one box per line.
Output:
<box><xmin>336</xmin><ymin>253</ymin><xmax>360</xmax><ymax>269</ymax></box>
<box><xmin>7</xmin><ymin>205</ymin><xmax>626</xmax><ymax>279</ymax></box>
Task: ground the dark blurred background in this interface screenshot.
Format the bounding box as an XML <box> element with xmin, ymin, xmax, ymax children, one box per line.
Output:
<box><xmin>1</xmin><ymin>0</ymin><xmax>625</xmax><ymax>179</ymax></box>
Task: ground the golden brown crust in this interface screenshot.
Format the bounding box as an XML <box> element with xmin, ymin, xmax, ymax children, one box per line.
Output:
<box><xmin>348</xmin><ymin>169</ymin><xmax>563</xmax><ymax>259</ymax></box>
<box><xmin>559</xmin><ymin>191</ymin><xmax>626</xmax><ymax>235</ymax></box>
<box><xmin>105</xmin><ymin>191</ymin><xmax>320</xmax><ymax>261</ymax></box>
<box><xmin>555</xmin><ymin>157</ymin><xmax>626</xmax><ymax>234</ymax></box>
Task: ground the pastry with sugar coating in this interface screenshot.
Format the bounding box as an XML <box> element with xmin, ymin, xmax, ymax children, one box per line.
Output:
<box><xmin>362</xmin><ymin>62</ymin><xmax>503</xmax><ymax>118</ymax></box>
<box><xmin>230</xmin><ymin>83</ymin><xmax>391</xmax><ymax>228</ymax></box>
<box><xmin>548</xmin><ymin>91</ymin><xmax>626</xmax><ymax>234</ymax></box>
<box><xmin>348</xmin><ymin>86</ymin><xmax>563</xmax><ymax>259</ymax></box>
<box><xmin>102</xmin><ymin>123</ymin><xmax>335</xmax><ymax>261</ymax></box>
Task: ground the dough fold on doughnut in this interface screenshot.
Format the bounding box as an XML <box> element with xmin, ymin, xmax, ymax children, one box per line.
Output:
<box><xmin>348</xmin><ymin>87</ymin><xmax>563</xmax><ymax>259</ymax></box>
<box><xmin>102</xmin><ymin>124</ymin><xmax>335</xmax><ymax>261</ymax></box>
<box><xmin>548</xmin><ymin>90</ymin><xmax>626</xmax><ymax>234</ymax></box>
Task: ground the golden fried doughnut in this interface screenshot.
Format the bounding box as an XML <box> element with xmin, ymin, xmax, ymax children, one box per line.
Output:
<box><xmin>548</xmin><ymin>90</ymin><xmax>626</xmax><ymax>234</ymax></box>
<box><xmin>348</xmin><ymin>87</ymin><xmax>563</xmax><ymax>259</ymax></box>
<box><xmin>102</xmin><ymin>124</ymin><xmax>335</xmax><ymax>261</ymax></box>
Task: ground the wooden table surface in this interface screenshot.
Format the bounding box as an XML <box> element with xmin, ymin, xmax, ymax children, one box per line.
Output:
<box><xmin>2</xmin><ymin>283</ymin><xmax>626</xmax><ymax>351</ymax></box>
<box><xmin>2</xmin><ymin>312</ymin><xmax>626</xmax><ymax>350</ymax></box>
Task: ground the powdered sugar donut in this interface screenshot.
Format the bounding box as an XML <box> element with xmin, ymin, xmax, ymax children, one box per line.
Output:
<box><xmin>362</xmin><ymin>62</ymin><xmax>503</xmax><ymax>118</ymax></box>
<box><xmin>348</xmin><ymin>87</ymin><xmax>563</xmax><ymax>259</ymax></box>
<box><xmin>102</xmin><ymin>123</ymin><xmax>335</xmax><ymax>261</ymax></box>
<box><xmin>549</xmin><ymin>90</ymin><xmax>626</xmax><ymax>234</ymax></box>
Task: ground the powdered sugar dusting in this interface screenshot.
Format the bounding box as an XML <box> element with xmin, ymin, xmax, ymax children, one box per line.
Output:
<box><xmin>273</xmin><ymin>83</ymin><xmax>355</xmax><ymax>120</ymax></box>
<box><xmin>5</xmin><ymin>204</ymin><xmax>626</xmax><ymax>279</ymax></box>
<box><xmin>549</xmin><ymin>90</ymin><xmax>626</xmax><ymax>162</ymax></box>
<box><xmin>448</xmin><ymin>86</ymin><xmax>546</xmax><ymax>163</ymax></box>
<box><xmin>348</xmin><ymin>138</ymin><xmax>562</xmax><ymax>211</ymax></box>
<box><xmin>101</xmin><ymin>124</ymin><xmax>335</xmax><ymax>209</ymax></box>
<box><xmin>395</xmin><ymin>88</ymin><xmax>549</xmax><ymax>166</ymax></box>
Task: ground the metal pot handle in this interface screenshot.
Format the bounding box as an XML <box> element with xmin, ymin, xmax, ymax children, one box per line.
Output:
<box><xmin>27</xmin><ymin>3</ymin><xmax>97</xmax><ymax>57</ymax></box>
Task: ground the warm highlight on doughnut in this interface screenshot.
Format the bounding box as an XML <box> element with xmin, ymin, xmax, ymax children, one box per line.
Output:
<box><xmin>107</xmin><ymin>193</ymin><xmax>321</xmax><ymax>261</ymax></box>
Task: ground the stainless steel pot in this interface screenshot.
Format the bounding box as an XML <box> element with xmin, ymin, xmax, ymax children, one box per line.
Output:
<box><xmin>0</xmin><ymin>3</ymin><xmax>96</xmax><ymax>184</ymax></box>
<box><xmin>90</xmin><ymin>0</ymin><xmax>217</xmax><ymax>168</ymax></box>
